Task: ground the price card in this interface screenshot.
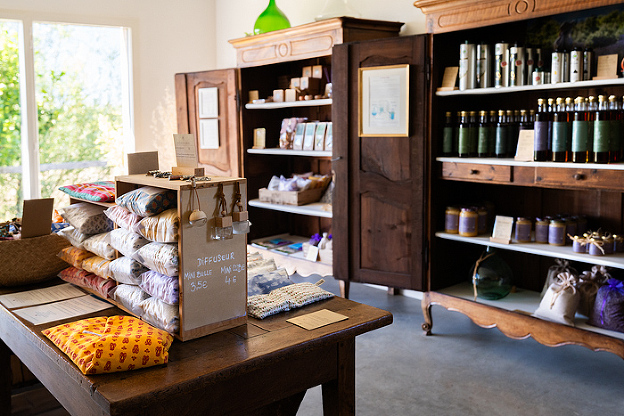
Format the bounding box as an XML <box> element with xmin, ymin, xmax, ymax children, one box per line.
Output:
<box><xmin>173</xmin><ymin>134</ymin><xmax>198</xmax><ymax>167</ymax></box>
<box><xmin>514</xmin><ymin>129</ymin><xmax>535</xmax><ymax>161</ymax></box>
<box><xmin>490</xmin><ymin>215</ymin><xmax>514</xmax><ymax>244</ymax></box>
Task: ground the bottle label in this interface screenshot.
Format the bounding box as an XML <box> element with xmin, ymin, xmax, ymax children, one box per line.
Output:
<box><xmin>469</xmin><ymin>127</ymin><xmax>478</xmax><ymax>154</ymax></box>
<box><xmin>478</xmin><ymin>127</ymin><xmax>489</xmax><ymax>154</ymax></box>
<box><xmin>535</xmin><ymin>224</ymin><xmax>549</xmax><ymax>243</ymax></box>
<box><xmin>552</xmin><ymin>121</ymin><xmax>569</xmax><ymax>152</ymax></box>
<box><xmin>495</xmin><ymin>126</ymin><xmax>508</xmax><ymax>155</ymax></box>
<box><xmin>571</xmin><ymin>120</ymin><xmax>588</xmax><ymax>152</ymax></box>
<box><xmin>609</xmin><ymin>120</ymin><xmax>621</xmax><ymax>152</ymax></box>
<box><xmin>594</xmin><ymin>120</ymin><xmax>610</xmax><ymax>152</ymax></box>
<box><xmin>445</xmin><ymin>213</ymin><xmax>459</xmax><ymax>232</ymax></box>
<box><xmin>459</xmin><ymin>215</ymin><xmax>477</xmax><ymax>235</ymax></box>
<box><xmin>548</xmin><ymin>225</ymin><xmax>565</xmax><ymax>245</ymax></box>
<box><xmin>458</xmin><ymin>127</ymin><xmax>471</xmax><ymax>155</ymax></box>
<box><xmin>442</xmin><ymin>127</ymin><xmax>454</xmax><ymax>154</ymax></box>
<box><xmin>534</xmin><ymin>121</ymin><xmax>549</xmax><ymax>151</ymax></box>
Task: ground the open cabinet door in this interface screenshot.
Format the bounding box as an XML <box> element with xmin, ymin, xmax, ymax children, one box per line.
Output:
<box><xmin>175</xmin><ymin>69</ymin><xmax>242</xmax><ymax>177</ymax></box>
<box><xmin>332</xmin><ymin>35</ymin><xmax>429</xmax><ymax>295</ymax></box>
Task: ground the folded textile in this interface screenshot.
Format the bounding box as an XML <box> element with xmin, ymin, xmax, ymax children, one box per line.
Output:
<box><xmin>247</xmin><ymin>281</ymin><xmax>333</xmax><ymax>319</ymax></box>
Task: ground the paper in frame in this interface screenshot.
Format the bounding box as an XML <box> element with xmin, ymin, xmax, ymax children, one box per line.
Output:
<box><xmin>303</xmin><ymin>122</ymin><xmax>317</xmax><ymax>151</ymax></box>
<box><xmin>197</xmin><ymin>87</ymin><xmax>219</xmax><ymax>118</ymax></box>
<box><xmin>358</xmin><ymin>64</ymin><xmax>409</xmax><ymax>137</ymax></box>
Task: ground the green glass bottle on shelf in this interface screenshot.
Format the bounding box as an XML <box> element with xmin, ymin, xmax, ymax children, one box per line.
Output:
<box><xmin>253</xmin><ymin>0</ymin><xmax>291</xmax><ymax>35</ymax></box>
<box><xmin>472</xmin><ymin>247</ymin><xmax>513</xmax><ymax>300</ymax></box>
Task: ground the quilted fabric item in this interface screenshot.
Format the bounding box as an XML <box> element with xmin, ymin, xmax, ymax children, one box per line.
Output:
<box><xmin>58</xmin><ymin>181</ymin><xmax>116</xmax><ymax>202</ymax></box>
<box><xmin>59</xmin><ymin>267</ymin><xmax>116</xmax><ymax>299</ymax></box>
<box><xmin>81</xmin><ymin>256</ymin><xmax>113</xmax><ymax>280</ymax></box>
<box><xmin>58</xmin><ymin>246</ymin><xmax>94</xmax><ymax>269</ymax></box>
<box><xmin>58</xmin><ymin>203</ymin><xmax>114</xmax><ymax>235</ymax></box>
<box><xmin>113</xmin><ymin>284</ymin><xmax>150</xmax><ymax>316</ymax></box>
<box><xmin>82</xmin><ymin>232</ymin><xmax>115</xmax><ymax>260</ymax></box>
<box><xmin>139</xmin><ymin>297</ymin><xmax>180</xmax><ymax>333</ymax></box>
<box><xmin>109</xmin><ymin>256</ymin><xmax>149</xmax><ymax>285</ymax></box>
<box><xmin>103</xmin><ymin>205</ymin><xmax>143</xmax><ymax>231</ymax></box>
<box><xmin>115</xmin><ymin>186</ymin><xmax>177</xmax><ymax>217</ymax></box>
<box><xmin>247</xmin><ymin>268</ymin><xmax>293</xmax><ymax>296</ymax></box>
<box><xmin>139</xmin><ymin>270</ymin><xmax>179</xmax><ymax>305</ymax></box>
<box><xmin>247</xmin><ymin>282</ymin><xmax>334</xmax><ymax>319</ymax></box>
<box><xmin>135</xmin><ymin>208</ymin><xmax>179</xmax><ymax>243</ymax></box>
<box><xmin>42</xmin><ymin>315</ymin><xmax>173</xmax><ymax>374</ymax></box>
<box><xmin>136</xmin><ymin>242</ymin><xmax>179</xmax><ymax>277</ymax></box>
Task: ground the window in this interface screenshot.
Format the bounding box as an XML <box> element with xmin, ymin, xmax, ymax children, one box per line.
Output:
<box><xmin>0</xmin><ymin>18</ymin><xmax>133</xmax><ymax>220</ymax></box>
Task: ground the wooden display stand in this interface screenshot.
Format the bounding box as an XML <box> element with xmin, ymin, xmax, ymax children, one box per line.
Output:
<box><xmin>114</xmin><ymin>174</ymin><xmax>248</xmax><ymax>341</ymax></box>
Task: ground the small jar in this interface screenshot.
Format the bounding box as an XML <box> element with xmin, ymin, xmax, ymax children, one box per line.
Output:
<box><xmin>602</xmin><ymin>235</ymin><xmax>614</xmax><ymax>254</ymax></box>
<box><xmin>515</xmin><ymin>217</ymin><xmax>532</xmax><ymax>243</ymax></box>
<box><xmin>589</xmin><ymin>238</ymin><xmax>605</xmax><ymax>256</ymax></box>
<box><xmin>459</xmin><ymin>208</ymin><xmax>478</xmax><ymax>237</ymax></box>
<box><xmin>477</xmin><ymin>207</ymin><xmax>488</xmax><ymax>235</ymax></box>
<box><xmin>548</xmin><ymin>219</ymin><xmax>566</xmax><ymax>246</ymax></box>
<box><xmin>614</xmin><ymin>235</ymin><xmax>624</xmax><ymax>253</ymax></box>
<box><xmin>535</xmin><ymin>217</ymin><xmax>549</xmax><ymax>244</ymax></box>
<box><xmin>445</xmin><ymin>206</ymin><xmax>460</xmax><ymax>234</ymax></box>
<box><xmin>572</xmin><ymin>236</ymin><xmax>586</xmax><ymax>253</ymax></box>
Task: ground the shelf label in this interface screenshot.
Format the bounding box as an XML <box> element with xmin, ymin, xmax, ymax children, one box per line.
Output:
<box><xmin>490</xmin><ymin>215</ymin><xmax>514</xmax><ymax>244</ymax></box>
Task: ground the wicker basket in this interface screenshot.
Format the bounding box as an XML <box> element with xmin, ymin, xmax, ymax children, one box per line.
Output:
<box><xmin>0</xmin><ymin>234</ymin><xmax>71</xmax><ymax>287</ymax></box>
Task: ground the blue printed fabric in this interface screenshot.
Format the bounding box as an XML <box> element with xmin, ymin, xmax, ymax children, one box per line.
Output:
<box><xmin>247</xmin><ymin>269</ymin><xmax>293</xmax><ymax>296</ymax></box>
<box><xmin>115</xmin><ymin>186</ymin><xmax>177</xmax><ymax>217</ymax></box>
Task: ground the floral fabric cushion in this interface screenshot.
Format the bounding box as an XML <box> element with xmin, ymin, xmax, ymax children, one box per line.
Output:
<box><xmin>59</xmin><ymin>203</ymin><xmax>114</xmax><ymax>235</ymax></box>
<box><xmin>58</xmin><ymin>181</ymin><xmax>115</xmax><ymax>202</ymax></box>
<box><xmin>103</xmin><ymin>205</ymin><xmax>143</xmax><ymax>231</ymax></box>
<box><xmin>115</xmin><ymin>186</ymin><xmax>177</xmax><ymax>217</ymax></box>
<box><xmin>58</xmin><ymin>246</ymin><xmax>94</xmax><ymax>269</ymax></box>
<box><xmin>135</xmin><ymin>208</ymin><xmax>179</xmax><ymax>243</ymax></box>
<box><xmin>113</xmin><ymin>284</ymin><xmax>150</xmax><ymax>316</ymax></box>
<box><xmin>108</xmin><ymin>228</ymin><xmax>150</xmax><ymax>260</ymax></box>
<box><xmin>138</xmin><ymin>297</ymin><xmax>180</xmax><ymax>333</ymax></box>
<box><xmin>247</xmin><ymin>282</ymin><xmax>334</xmax><ymax>319</ymax></box>
<box><xmin>58</xmin><ymin>267</ymin><xmax>116</xmax><ymax>299</ymax></box>
<box><xmin>109</xmin><ymin>256</ymin><xmax>149</xmax><ymax>285</ymax></box>
<box><xmin>139</xmin><ymin>270</ymin><xmax>179</xmax><ymax>305</ymax></box>
<box><xmin>136</xmin><ymin>242</ymin><xmax>179</xmax><ymax>277</ymax></box>
<box><xmin>81</xmin><ymin>256</ymin><xmax>113</xmax><ymax>280</ymax></box>
<box><xmin>82</xmin><ymin>232</ymin><xmax>115</xmax><ymax>260</ymax></box>
<box><xmin>42</xmin><ymin>315</ymin><xmax>173</xmax><ymax>374</ymax></box>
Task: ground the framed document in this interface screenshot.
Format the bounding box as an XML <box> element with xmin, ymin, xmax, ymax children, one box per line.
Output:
<box><xmin>314</xmin><ymin>122</ymin><xmax>327</xmax><ymax>150</ymax></box>
<box><xmin>293</xmin><ymin>123</ymin><xmax>305</xmax><ymax>150</ymax></box>
<box><xmin>359</xmin><ymin>64</ymin><xmax>409</xmax><ymax>137</ymax></box>
<box><xmin>303</xmin><ymin>122</ymin><xmax>317</xmax><ymax>151</ymax></box>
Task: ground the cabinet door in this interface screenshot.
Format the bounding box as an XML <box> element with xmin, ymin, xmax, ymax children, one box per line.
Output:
<box><xmin>332</xmin><ymin>35</ymin><xmax>428</xmax><ymax>291</ymax></box>
<box><xmin>175</xmin><ymin>69</ymin><xmax>242</xmax><ymax>177</ymax></box>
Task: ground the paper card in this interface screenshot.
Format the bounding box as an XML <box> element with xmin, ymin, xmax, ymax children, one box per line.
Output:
<box><xmin>198</xmin><ymin>87</ymin><xmax>219</xmax><ymax>118</ymax></box>
<box><xmin>306</xmin><ymin>245</ymin><xmax>320</xmax><ymax>261</ymax></box>
<box><xmin>174</xmin><ymin>133</ymin><xmax>199</xmax><ymax>167</ymax></box>
<box><xmin>514</xmin><ymin>129</ymin><xmax>534</xmax><ymax>161</ymax></box>
<box><xmin>14</xmin><ymin>295</ymin><xmax>113</xmax><ymax>326</ymax></box>
<box><xmin>490</xmin><ymin>215</ymin><xmax>514</xmax><ymax>244</ymax></box>
<box><xmin>253</xmin><ymin>128</ymin><xmax>266</xmax><ymax>149</ymax></box>
<box><xmin>287</xmin><ymin>309</ymin><xmax>348</xmax><ymax>330</ymax></box>
<box><xmin>438</xmin><ymin>66</ymin><xmax>459</xmax><ymax>91</ymax></box>
<box><xmin>20</xmin><ymin>198</ymin><xmax>54</xmax><ymax>238</ymax></box>
<box><xmin>303</xmin><ymin>122</ymin><xmax>317</xmax><ymax>151</ymax></box>
<box><xmin>199</xmin><ymin>119</ymin><xmax>220</xmax><ymax>150</ymax></box>
<box><xmin>594</xmin><ymin>54</ymin><xmax>619</xmax><ymax>79</ymax></box>
<box><xmin>0</xmin><ymin>283</ymin><xmax>85</xmax><ymax>309</ymax></box>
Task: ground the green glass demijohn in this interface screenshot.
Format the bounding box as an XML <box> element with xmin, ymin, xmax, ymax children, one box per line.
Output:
<box><xmin>472</xmin><ymin>246</ymin><xmax>513</xmax><ymax>300</ymax></box>
<box><xmin>253</xmin><ymin>0</ymin><xmax>291</xmax><ymax>35</ymax></box>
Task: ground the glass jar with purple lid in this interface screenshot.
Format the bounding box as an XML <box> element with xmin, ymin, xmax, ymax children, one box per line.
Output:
<box><xmin>515</xmin><ymin>217</ymin><xmax>532</xmax><ymax>243</ymax></box>
<box><xmin>548</xmin><ymin>219</ymin><xmax>566</xmax><ymax>246</ymax></box>
<box><xmin>535</xmin><ymin>217</ymin><xmax>549</xmax><ymax>244</ymax></box>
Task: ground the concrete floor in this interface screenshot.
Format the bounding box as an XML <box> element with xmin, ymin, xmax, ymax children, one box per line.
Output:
<box><xmin>292</xmin><ymin>275</ymin><xmax>624</xmax><ymax>416</ymax></box>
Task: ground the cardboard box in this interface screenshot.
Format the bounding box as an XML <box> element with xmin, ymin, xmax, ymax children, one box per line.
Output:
<box><xmin>273</xmin><ymin>89</ymin><xmax>284</xmax><ymax>102</ymax></box>
<box><xmin>300</xmin><ymin>77</ymin><xmax>321</xmax><ymax>94</ymax></box>
<box><xmin>259</xmin><ymin>187</ymin><xmax>325</xmax><ymax>206</ymax></box>
<box><xmin>312</xmin><ymin>65</ymin><xmax>324</xmax><ymax>79</ymax></box>
<box><xmin>302</xmin><ymin>66</ymin><xmax>312</xmax><ymax>78</ymax></box>
<box><xmin>285</xmin><ymin>88</ymin><xmax>298</xmax><ymax>102</ymax></box>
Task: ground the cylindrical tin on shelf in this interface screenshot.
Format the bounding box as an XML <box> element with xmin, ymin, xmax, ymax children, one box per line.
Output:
<box><xmin>570</xmin><ymin>48</ymin><xmax>583</xmax><ymax>82</ymax></box>
<box><xmin>459</xmin><ymin>41</ymin><xmax>476</xmax><ymax>90</ymax></box>
<box><xmin>551</xmin><ymin>51</ymin><xmax>564</xmax><ymax>83</ymax></box>
<box><xmin>509</xmin><ymin>45</ymin><xmax>524</xmax><ymax>86</ymax></box>
<box><xmin>494</xmin><ymin>42</ymin><xmax>509</xmax><ymax>87</ymax></box>
<box><xmin>526</xmin><ymin>47</ymin><xmax>535</xmax><ymax>80</ymax></box>
<box><xmin>476</xmin><ymin>43</ymin><xmax>492</xmax><ymax>88</ymax></box>
<box><xmin>583</xmin><ymin>49</ymin><xmax>593</xmax><ymax>80</ymax></box>
<box><xmin>562</xmin><ymin>50</ymin><xmax>570</xmax><ymax>82</ymax></box>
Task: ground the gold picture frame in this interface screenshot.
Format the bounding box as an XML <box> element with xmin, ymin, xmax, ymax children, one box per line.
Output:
<box><xmin>358</xmin><ymin>64</ymin><xmax>409</xmax><ymax>137</ymax></box>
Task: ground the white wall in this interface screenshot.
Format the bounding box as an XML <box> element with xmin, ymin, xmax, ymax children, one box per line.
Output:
<box><xmin>215</xmin><ymin>0</ymin><xmax>427</xmax><ymax>69</ymax></box>
<box><xmin>0</xmin><ymin>0</ymin><xmax>217</xmax><ymax>169</ymax></box>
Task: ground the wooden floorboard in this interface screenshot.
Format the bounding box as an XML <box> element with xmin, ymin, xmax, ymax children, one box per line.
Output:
<box><xmin>11</xmin><ymin>384</ymin><xmax>68</xmax><ymax>416</ymax></box>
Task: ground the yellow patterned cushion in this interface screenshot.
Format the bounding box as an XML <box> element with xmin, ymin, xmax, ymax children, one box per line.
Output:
<box><xmin>42</xmin><ymin>315</ymin><xmax>173</xmax><ymax>374</ymax></box>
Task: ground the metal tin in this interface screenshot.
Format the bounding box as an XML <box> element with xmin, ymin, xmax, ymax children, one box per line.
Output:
<box><xmin>583</xmin><ymin>49</ymin><xmax>593</xmax><ymax>80</ymax></box>
<box><xmin>526</xmin><ymin>47</ymin><xmax>535</xmax><ymax>82</ymax></box>
<box><xmin>494</xmin><ymin>42</ymin><xmax>509</xmax><ymax>88</ymax></box>
<box><xmin>562</xmin><ymin>51</ymin><xmax>570</xmax><ymax>82</ymax></box>
<box><xmin>532</xmin><ymin>70</ymin><xmax>544</xmax><ymax>85</ymax></box>
<box><xmin>509</xmin><ymin>45</ymin><xmax>523</xmax><ymax>86</ymax></box>
<box><xmin>551</xmin><ymin>51</ymin><xmax>564</xmax><ymax>83</ymax></box>
<box><xmin>570</xmin><ymin>48</ymin><xmax>582</xmax><ymax>82</ymax></box>
<box><xmin>459</xmin><ymin>41</ymin><xmax>476</xmax><ymax>90</ymax></box>
<box><xmin>476</xmin><ymin>44</ymin><xmax>492</xmax><ymax>88</ymax></box>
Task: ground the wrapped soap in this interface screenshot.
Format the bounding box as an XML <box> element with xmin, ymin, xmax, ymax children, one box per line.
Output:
<box><xmin>534</xmin><ymin>272</ymin><xmax>579</xmax><ymax>326</ymax></box>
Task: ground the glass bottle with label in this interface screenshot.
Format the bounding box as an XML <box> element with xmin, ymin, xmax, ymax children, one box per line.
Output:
<box><xmin>469</xmin><ymin>111</ymin><xmax>478</xmax><ymax>157</ymax></box>
<box><xmin>571</xmin><ymin>96</ymin><xmax>589</xmax><ymax>163</ymax></box>
<box><xmin>551</xmin><ymin>97</ymin><xmax>569</xmax><ymax>162</ymax></box>
<box><xmin>547</xmin><ymin>98</ymin><xmax>555</xmax><ymax>152</ymax></box>
<box><xmin>458</xmin><ymin>111</ymin><xmax>471</xmax><ymax>158</ymax></box>
<box><xmin>534</xmin><ymin>98</ymin><xmax>550</xmax><ymax>161</ymax></box>
<box><xmin>442</xmin><ymin>111</ymin><xmax>456</xmax><ymax>156</ymax></box>
<box><xmin>593</xmin><ymin>94</ymin><xmax>611</xmax><ymax>164</ymax></box>
<box><xmin>609</xmin><ymin>95</ymin><xmax>621</xmax><ymax>163</ymax></box>
<box><xmin>507</xmin><ymin>110</ymin><xmax>517</xmax><ymax>157</ymax></box>
<box><xmin>488</xmin><ymin>110</ymin><xmax>497</xmax><ymax>156</ymax></box>
<box><xmin>587</xmin><ymin>96</ymin><xmax>596</xmax><ymax>162</ymax></box>
<box><xmin>494</xmin><ymin>109</ymin><xmax>508</xmax><ymax>158</ymax></box>
<box><xmin>477</xmin><ymin>110</ymin><xmax>491</xmax><ymax>157</ymax></box>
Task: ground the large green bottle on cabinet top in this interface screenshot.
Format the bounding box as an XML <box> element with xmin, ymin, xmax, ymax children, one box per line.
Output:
<box><xmin>253</xmin><ymin>0</ymin><xmax>291</xmax><ymax>35</ymax></box>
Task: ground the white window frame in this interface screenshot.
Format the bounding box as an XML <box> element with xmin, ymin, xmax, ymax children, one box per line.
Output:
<box><xmin>1</xmin><ymin>9</ymin><xmax>136</xmax><ymax>199</ymax></box>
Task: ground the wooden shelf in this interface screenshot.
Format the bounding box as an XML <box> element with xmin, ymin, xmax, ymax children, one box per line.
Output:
<box><xmin>249</xmin><ymin>199</ymin><xmax>332</xmax><ymax>218</ymax></box>
<box><xmin>248</xmin><ymin>148</ymin><xmax>332</xmax><ymax>157</ymax></box>
<box><xmin>437</xmin><ymin>282</ymin><xmax>624</xmax><ymax>341</ymax></box>
<box><xmin>436</xmin><ymin>78</ymin><xmax>624</xmax><ymax>96</ymax></box>
<box><xmin>436</xmin><ymin>232</ymin><xmax>624</xmax><ymax>269</ymax></box>
<box><xmin>436</xmin><ymin>157</ymin><xmax>624</xmax><ymax>170</ymax></box>
<box><xmin>249</xmin><ymin>233</ymin><xmax>332</xmax><ymax>277</ymax></box>
<box><xmin>245</xmin><ymin>99</ymin><xmax>332</xmax><ymax>110</ymax></box>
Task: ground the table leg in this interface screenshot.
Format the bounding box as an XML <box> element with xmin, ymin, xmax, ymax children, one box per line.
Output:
<box><xmin>321</xmin><ymin>338</ymin><xmax>355</xmax><ymax>416</ymax></box>
<box><xmin>0</xmin><ymin>340</ymin><xmax>11</xmax><ymax>414</ymax></box>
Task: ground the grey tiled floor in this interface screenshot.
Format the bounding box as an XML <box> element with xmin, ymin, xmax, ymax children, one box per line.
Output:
<box><xmin>292</xmin><ymin>275</ymin><xmax>624</xmax><ymax>416</ymax></box>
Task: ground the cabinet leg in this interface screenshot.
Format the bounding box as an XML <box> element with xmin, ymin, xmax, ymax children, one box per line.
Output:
<box><xmin>338</xmin><ymin>280</ymin><xmax>350</xmax><ymax>299</ymax></box>
<box><xmin>421</xmin><ymin>292</ymin><xmax>433</xmax><ymax>336</ymax></box>
<box><xmin>387</xmin><ymin>287</ymin><xmax>402</xmax><ymax>296</ymax></box>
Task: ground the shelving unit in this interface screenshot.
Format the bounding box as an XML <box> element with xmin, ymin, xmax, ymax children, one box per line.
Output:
<box><xmin>436</xmin><ymin>77</ymin><xmax>624</xmax><ymax>96</ymax></box>
<box><xmin>248</xmin><ymin>199</ymin><xmax>332</xmax><ymax>218</ymax></box>
<box><xmin>245</xmin><ymin>98</ymin><xmax>332</xmax><ymax>109</ymax></box>
<box><xmin>247</xmin><ymin>148</ymin><xmax>332</xmax><ymax>157</ymax></box>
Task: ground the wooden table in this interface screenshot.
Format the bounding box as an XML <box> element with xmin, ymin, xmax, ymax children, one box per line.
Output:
<box><xmin>0</xmin><ymin>281</ymin><xmax>392</xmax><ymax>416</ymax></box>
